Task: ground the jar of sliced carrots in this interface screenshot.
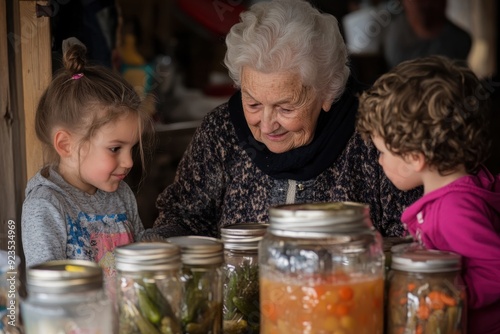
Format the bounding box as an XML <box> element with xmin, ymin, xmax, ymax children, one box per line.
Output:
<box><xmin>259</xmin><ymin>202</ymin><xmax>385</xmax><ymax>334</ymax></box>
<box><xmin>387</xmin><ymin>249</ymin><xmax>467</xmax><ymax>334</ymax></box>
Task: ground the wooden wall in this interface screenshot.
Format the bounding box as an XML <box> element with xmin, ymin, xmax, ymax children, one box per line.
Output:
<box><xmin>0</xmin><ymin>0</ymin><xmax>50</xmax><ymax>256</ymax></box>
<box><xmin>0</xmin><ymin>0</ymin><xmax>17</xmax><ymax>251</ymax></box>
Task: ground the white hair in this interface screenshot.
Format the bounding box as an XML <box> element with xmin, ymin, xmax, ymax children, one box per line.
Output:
<box><xmin>224</xmin><ymin>0</ymin><xmax>350</xmax><ymax>105</ymax></box>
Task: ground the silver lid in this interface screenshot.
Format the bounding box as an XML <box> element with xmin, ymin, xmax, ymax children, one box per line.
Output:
<box><xmin>391</xmin><ymin>249</ymin><xmax>462</xmax><ymax>273</ymax></box>
<box><xmin>221</xmin><ymin>223</ymin><xmax>269</xmax><ymax>250</ymax></box>
<box><xmin>268</xmin><ymin>202</ymin><xmax>373</xmax><ymax>238</ymax></box>
<box><xmin>115</xmin><ymin>242</ymin><xmax>181</xmax><ymax>272</ymax></box>
<box><xmin>27</xmin><ymin>260</ymin><xmax>103</xmax><ymax>294</ymax></box>
<box><xmin>167</xmin><ymin>236</ymin><xmax>224</xmax><ymax>265</ymax></box>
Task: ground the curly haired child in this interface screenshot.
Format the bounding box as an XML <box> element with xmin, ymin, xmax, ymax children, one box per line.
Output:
<box><xmin>357</xmin><ymin>55</ymin><xmax>500</xmax><ymax>334</ymax></box>
<box><xmin>21</xmin><ymin>39</ymin><xmax>153</xmax><ymax>281</ymax></box>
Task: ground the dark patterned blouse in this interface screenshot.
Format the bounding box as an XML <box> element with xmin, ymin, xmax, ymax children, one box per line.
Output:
<box><xmin>145</xmin><ymin>100</ymin><xmax>422</xmax><ymax>240</ymax></box>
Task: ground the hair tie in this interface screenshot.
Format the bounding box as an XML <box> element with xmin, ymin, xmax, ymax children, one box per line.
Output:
<box><xmin>71</xmin><ymin>73</ymin><xmax>84</xmax><ymax>80</ymax></box>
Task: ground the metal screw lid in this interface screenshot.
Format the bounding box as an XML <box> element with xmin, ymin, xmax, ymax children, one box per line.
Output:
<box><xmin>268</xmin><ymin>202</ymin><xmax>373</xmax><ymax>238</ymax></box>
<box><xmin>27</xmin><ymin>260</ymin><xmax>103</xmax><ymax>294</ymax></box>
<box><xmin>391</xmin><ymin>249</ymin><xmax>462</xmax><ymax>273</ymax></box>
<box><xmin>115</xmin><ymin>242</ymin><xmax>181</xmax><ymax>272</ymax></box>
<box><xmin>221</xmin><ymin>223</ymin><xmax>269</xmax><ymax>250</ymax></box>
<box><xmin>167</xmin><ymin>236</ymin><xmax>224</xmax><ymax>265</ymax></box>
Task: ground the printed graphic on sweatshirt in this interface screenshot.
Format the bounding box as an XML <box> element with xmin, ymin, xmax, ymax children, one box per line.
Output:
<box><xmin>66</xmin><ymin>212</ymin><xmax>134</xmax><ymax>278</ymax></box>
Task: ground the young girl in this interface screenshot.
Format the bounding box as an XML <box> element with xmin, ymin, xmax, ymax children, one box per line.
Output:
<box><xmin>21</xmin><ymin>40</ymin><xmax>152</xmax><ymax>281</ymax></box>
<box><xmin>357</xmin><ymin>55</ymin><xmax>500</xmax><ymax>334</ymax></box>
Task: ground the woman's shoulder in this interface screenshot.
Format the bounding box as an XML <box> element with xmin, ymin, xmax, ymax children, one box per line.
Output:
<box><xmin>318</xmin><ymin>131</ymin><xmax>384</xmax><ymax>190</ymax></box>
<box><xmin>192</xmin><ymin>101</ymin><xmax>240</xmax><ymax>150</ymax></box>
<box><xmin>340</xmin><ymin>131</ymin><xmax>378</xmax><ymax>165</ymax></box>
<box><xmin>199</xmin><ymin>101</ymin><xmax>232</xmax><ymax>131</ymax></box>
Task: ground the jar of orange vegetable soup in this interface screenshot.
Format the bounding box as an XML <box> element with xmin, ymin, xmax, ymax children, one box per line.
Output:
<box><xmin>387</xmin><ymin>249</ymin><xmax>467</xmax><ymax>334</ymax></box>
<box><xmin>259</xmin><ymin>202</ymin><xmax>385</xmax><ymax>334</ymax></box>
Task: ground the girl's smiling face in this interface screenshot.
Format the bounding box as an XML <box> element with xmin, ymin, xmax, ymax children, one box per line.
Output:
<box><xmin>74</xmin><ymin>112</ymin><xmax>140</xmax><ymax>194</ymax></box>
<box><xmin>240</xmin><ymin>67</ymin><xmax>331</xmax><ymax>153</ymax></box>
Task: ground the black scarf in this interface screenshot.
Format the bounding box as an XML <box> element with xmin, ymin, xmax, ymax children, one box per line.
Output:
<box><xmin>229</xmin><ymin>76</ymin><xmax>364</xmax><ymax>181</ymax></box>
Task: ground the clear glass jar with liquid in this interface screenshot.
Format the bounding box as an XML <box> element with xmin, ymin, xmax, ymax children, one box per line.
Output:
<box><xmin>221</xmin><ymin>223</ymin><xmax>268</xmax><ymax>334</ymax></box>
<box><xmin>387</xmin><ymin>248</ymin><xmax>467</xmax><ymax>334</ymax></box>
<box><xmin>259</xmin><ymin>202</ymin><xmax>385</xmax><ymax>334</ymax></box>
<box><xmin>21</xmin><ymin>259</ymin><xmax>112</xmax><ymax>334</ymax></box>
<box><xmin>115</xmin><ymin>242</ymin><xmax>183</xmax><ymax>334</ymax></box>
<box><xmin>167</xmin><ymin>236</ymin><xmax>224</xmax><ymax>334</ymax></box>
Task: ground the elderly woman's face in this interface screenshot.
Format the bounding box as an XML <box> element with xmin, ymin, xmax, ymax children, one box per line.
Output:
<box><xmin>240</xmin><ymin>67</ymin><xmax>330</xmax><ymax>153</ymax></box>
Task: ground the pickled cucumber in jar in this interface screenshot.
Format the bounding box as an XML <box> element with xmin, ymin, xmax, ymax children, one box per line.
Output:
<box><xmin>115</xmin><ymin>243</ymin><xmax>183</xmax><ymax>334</ymax></box>
<box><xmin>221</xmin><ymin>223</ymin><xmax>267</xmax><ymax>334</ymax></box>
<box><xmin>223</xmin><ymin>261</ymin><xmax>260</xmax><ymax>334</ymax></box>
<box><xmin>168</xmin><ymin>236</ymin><xmax>224</xmax><ymax>334</ymax></box>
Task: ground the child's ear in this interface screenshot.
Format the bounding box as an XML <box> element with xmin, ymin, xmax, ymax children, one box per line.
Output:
<box><xmin>408</xmin><ymin>152</ymin><xmax>426</xmax><ymax>172</ymax></box>
<box><xmin>53</xmin><ymin>130</ymin><xmax>73</xmax><ymax>158</ymax></box>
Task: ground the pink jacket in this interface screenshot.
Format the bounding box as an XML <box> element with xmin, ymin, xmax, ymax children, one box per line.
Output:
<box><xmin>402</xmin><ymin>166</ymin><xmax>500</xmax><ymax>334</ymax></box>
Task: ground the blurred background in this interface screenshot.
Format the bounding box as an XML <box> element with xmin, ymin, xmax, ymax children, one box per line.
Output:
<box><xmin>48</xmin><ymin>0</ymin><xmax>500</xmax><ymax>228</ymax></box>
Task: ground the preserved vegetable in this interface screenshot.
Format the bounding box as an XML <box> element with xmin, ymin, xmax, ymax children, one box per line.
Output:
<box><xmin>168</xmin><ymin>236</ymin><xmax>224</xmax><ymax>334</ymax></box>
<box><xmin>221</xmin><ymin>223</ymin><xmax>267</xmax><ymax>334</ymax></box>
<box><xmin>116</xmin><ymin>242</ymin><xmax>183</xmax><ymax>334</ymax></box>
<box><xmin>387</xmin><ymin>249</ymin><xmax>466</xmax><ymax>334</ymax></box>
<box><xmin>260</xmin><ymin>272</ymin><xmax>383</xmax><ymax>334</ymax></box>
<box><xmin>260</xmin><ymin>202</ymin><xmax>385</xmax><ymax>334</ymax></box>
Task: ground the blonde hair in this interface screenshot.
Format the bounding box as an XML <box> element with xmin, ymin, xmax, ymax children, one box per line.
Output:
<box><xmin>357</xmin><ymin>55</ymin><xmax>490</xmax><ymax>174</ymax></box>
<box><xmin>35</xmin><ymin>42</ymin><xmax>153</xmax><ymax>173</ymax></box>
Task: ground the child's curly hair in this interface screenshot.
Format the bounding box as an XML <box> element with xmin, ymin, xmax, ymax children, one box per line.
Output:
<box><xmin>357</xmin><ymin>55</ymin><xmax>491</xmax><ymax>175</ymax></box>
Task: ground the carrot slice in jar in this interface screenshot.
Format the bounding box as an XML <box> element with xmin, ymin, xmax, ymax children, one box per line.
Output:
<box><xmin>339</xmin><ymin>286</ymin><xmax>354</xmax><ymax>301</ymax></box>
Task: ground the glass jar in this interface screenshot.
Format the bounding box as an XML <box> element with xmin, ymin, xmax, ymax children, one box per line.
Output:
<box><xmin>21</xmin><ymin>260</ymin><xmax>112</xmax><ymax>334</ymax></box>
<box><xmin>259</xmin><ymin>202</ymin><xmax>385</xmax><ymax>334</ymax></box>
<box><xmin>221</xmin><ymin>223</ymin><xmax>268</xmax><ymax>334</ymax></box>
<box><xmin>387</xmin><ymin>249</ymin><xmax>467</xmax><ymax>334</ymax></box>
<box><xmin>167</xmin><ymin>236</ymin><xmax>224</xmax><ymax>334</ymax></box>
<box><xmin>115</xmin><ymin>242</ymin><xmax>183</xmax><ymax>334</ymax></box>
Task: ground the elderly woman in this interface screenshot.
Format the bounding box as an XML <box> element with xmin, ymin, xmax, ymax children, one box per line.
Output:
<box><xmin>146</xmin><ymin>0</ymin><xmax>421</xmax><ymax>239</ymax></box>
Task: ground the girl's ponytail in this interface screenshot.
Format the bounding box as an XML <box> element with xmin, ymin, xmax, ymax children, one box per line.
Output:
<box><xmin>62</xmin><ymin>37</ymin><xmax>87</xmax><ymax>76</ymax></box>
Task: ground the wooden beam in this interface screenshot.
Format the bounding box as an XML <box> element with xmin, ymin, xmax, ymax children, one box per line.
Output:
<box><xmin>0</xmin><ymin>0</ymin><xmax>16</xmax><ymax>252</ymax></box>
<box><xmin>19</xmin><ymin>0</ymin><xmax>51</xmax><ymax>180</ymax></box>
<box><xmin>0</xmin><ymin>1</ymin><xmax>51</xmax><ymax>250</ymax></box>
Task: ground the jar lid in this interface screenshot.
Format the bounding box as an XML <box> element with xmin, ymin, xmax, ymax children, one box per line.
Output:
<box><xmin>167</xmin><ymin>236</ymin><xmax>224</xmax><ymax>265</ymax></box>
<box><xmin>221</xmin><ymin>223</ymin><xmax>269</xmax><ymax>250</ymax></box>
<box><xmin>115</xmin><ymin>242</ymin><xmax>181</xmax><ymax>272</ymax></box>
<box><xmin>27</xmin><ymin>260</ymin><xmax>103</xmax><ymax>294</ymax></box>
<box><xmin>268</xmin><ymin>202</ymin><xmax>373</xmax><ymax>238</ymax></box>
<box><xmin>391</xmin><ymin>249</ymin><xmax>462</xmax><ymax>273</ymax></box>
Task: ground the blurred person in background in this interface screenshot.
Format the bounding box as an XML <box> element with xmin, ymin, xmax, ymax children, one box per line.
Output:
<box><xmin>383</xmin><ymin>0</ymin><xmax>471</xmax><ymax>68</ymax></box>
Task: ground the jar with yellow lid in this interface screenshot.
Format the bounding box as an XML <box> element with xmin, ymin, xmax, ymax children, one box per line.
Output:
<box><xmin>21</xmin><ymin>259</ymin><xmax>112</xmax><ymax>334</ymax></box>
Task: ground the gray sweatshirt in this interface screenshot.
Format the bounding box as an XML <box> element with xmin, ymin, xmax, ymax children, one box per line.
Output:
<box><xmin>21</xmin><ymin>166</ymin><xmax>144</xmax><ymax>277</ymax></box>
